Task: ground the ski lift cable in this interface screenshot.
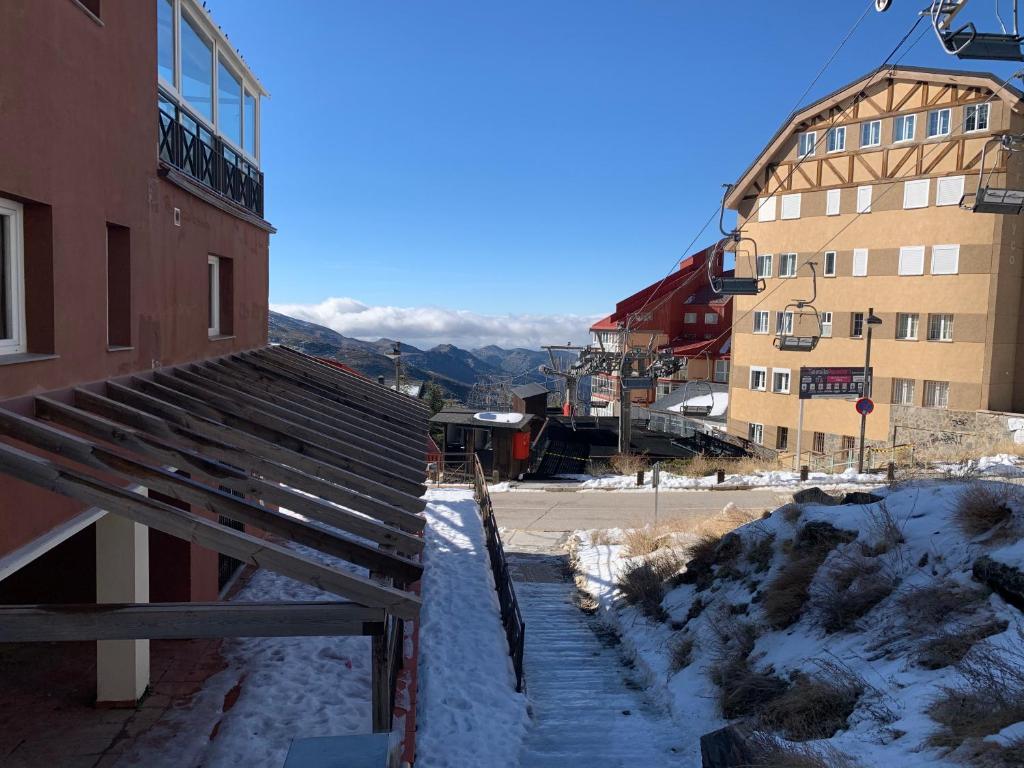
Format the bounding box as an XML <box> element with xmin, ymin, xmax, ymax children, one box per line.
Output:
<box><xmin>697</xmin><ymin>65</ymin><xmax>1024</xmax><ymax>354</ymax></box>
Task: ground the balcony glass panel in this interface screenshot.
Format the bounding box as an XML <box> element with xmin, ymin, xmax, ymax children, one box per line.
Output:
<box><xmin>181</xmin><ymin>12</ymin><xmax>213</xmax><ymax>121</ymax></box>
<box><xmin>244</xmin><ymin>90</ymin><xmax>256</xmax><ymax>155</ymax></box>
<box><xmin>218</xmin><ymin>59</ymin><xmax>242</xmax><ymax>148</ymax></box>
<box><xmin>157</xmin><ymin>0</ymin><xmax>174</xmax><ymax>85</ymax></box>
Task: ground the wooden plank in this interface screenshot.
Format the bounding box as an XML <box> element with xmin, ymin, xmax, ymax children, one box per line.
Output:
<box><xmin>0</xmin><ymin>442</ymin><xmax>421</xmax><ymax>619</ymax></box>
<box><xmin>197</xmin><ymin>360</ymin><xmax>426</xmax><ymax>462</ymax></box>
<box><xmin>67</xmin><ymin>389</ymin><xmax>427</xmax><ymax>532</ymax></box>
<box><xmin>233</xmin><ymin>354</ymin><xmax>426</xmax><ymax>442</ymax></box>
<box><xmin>0</xmin><ymin>602</ymin><xmax>386</xmax><ymax>642</ymax></box>
<box><xmin>164</xmin><ymin>367</ymin><xmax>426</xmax><ymax>480</ymax></box>
<box><xmin>109</xmin><ymin>379</ymin><xmax>427</xmax><ymax>512</ymax></box>
<box><xmin>0</xmin><ymin>408</ymin><xmax>424</xmax><ymax>580</ymax></box>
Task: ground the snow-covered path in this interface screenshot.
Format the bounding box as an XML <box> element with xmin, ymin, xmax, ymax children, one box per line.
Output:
<box><xmin>512</xmin><ymin>555</ymin><xmax>686</xmax><ymax>767</ymax></box>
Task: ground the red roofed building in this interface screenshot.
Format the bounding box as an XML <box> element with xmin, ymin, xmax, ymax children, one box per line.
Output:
<box><xmin>589</xmin><ymin>247</ymin><xmax>732</xmax><ymax>416</ymax></box>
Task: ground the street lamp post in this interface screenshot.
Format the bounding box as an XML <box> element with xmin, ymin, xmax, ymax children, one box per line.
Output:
<box><xmin>857</xmin><ymin>308</ymin><xmax>883</xmax><ymax>473</ymax></box>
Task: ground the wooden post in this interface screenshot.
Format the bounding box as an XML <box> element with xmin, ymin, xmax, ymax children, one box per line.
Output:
<box><xmin>887</xmin><ymin>461</ymin><xmax>895</xmax><ymax>483</ymax></box>
<box><xmin>716</xmin><ymin>469</ymin><xmax>725</xmax><ymax>483</ymax></box>
<box><xmin>636</xmin><ymin>470</ymin><xmax>644</xmax><ymax>487</ymax></box>
<box><xmin>800</xmin><ymin>465</ymin><xmax>809</xmax><ymax>481</ymax></box>
<box><xmin>371</xmin><ymin>630</ymin><xmax>390</xmax><ymax>732</ymax></box>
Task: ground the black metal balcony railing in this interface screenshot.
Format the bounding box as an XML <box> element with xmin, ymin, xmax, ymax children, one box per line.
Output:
<box><xmin>158</xmin><ymin>90</ymin><xmax>264</xmax><ymax>218</ymax></box>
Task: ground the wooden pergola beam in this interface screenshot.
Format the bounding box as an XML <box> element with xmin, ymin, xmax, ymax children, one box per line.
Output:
<box><xmin>0</xmin><ymin>408</ymin><xmax>423</xmax><ymax>580</ymax></box>
<box><xmin>233</xmin><ymin>353</ymin><xmax>426</xmax><ymax>442</ymax></box>
<box><xmin>0</xmin><ymin>601</ymin><xmax>386</xmax><ymax>642</ymax></box>
<box><xmin>0</xmin><ymin>442</ymin><xmax>421</xmax><ymax>619</ymax></box>
<box><xmin>69</xmin><ymin>389</ymin><xmax>426</xmax><ymax>533</ymax></box>
<box><xmin>105</xmin><ymin>379</ymin><xmax>427</xmax><ymax>513</ymax></box>
<box><xmin>196</xmin><ymin>359</ymin><xmax>426</xmax><ymax>462</ymax></box>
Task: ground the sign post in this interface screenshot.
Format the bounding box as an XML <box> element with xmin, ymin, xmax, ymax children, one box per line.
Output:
<box><xmin>652</xmin><ymin>461</ymin><xmax>661</xmax><ymax>526</ymax></box>
<box><xmin>798</xmin><ymin>366</ymin><xmax>874</xmax><ymax>470</ymax></box>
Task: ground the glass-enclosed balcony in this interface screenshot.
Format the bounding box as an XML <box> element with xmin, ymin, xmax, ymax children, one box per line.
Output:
<box><xmin>156</xmin><ymin>0</ymin><xmax>266</xmax><ymax>218</ymax></box>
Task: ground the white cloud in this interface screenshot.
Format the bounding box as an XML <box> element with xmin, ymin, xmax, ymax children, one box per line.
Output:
<box><xmin>270</xmin><ymin>296</ymin><xmax>599</xmax><ymax>350</ymax></box>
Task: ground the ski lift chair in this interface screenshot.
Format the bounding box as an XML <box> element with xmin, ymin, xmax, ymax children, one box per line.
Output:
<box><xmin>708</xmin><ymin>235</ymin><xmax>766</xmax><ymax>296</ymax></box>
<box><xmin>678</xmin><ymin>379</ymin><xmax>715</xmax><ymax>416</ymax></box>
<box><xmin>961</xmin><ymin>135</ymin><xmax>1024</xmax><ymax>214</ymax></box>
<box><xmin>876</xmin><ymin>1</ymin><xmax>1024</xmax><ymax>60</ymax></box>
<box><xmin>773</xmin><ymin>262</ymin><xmax>822</xmax><ymax>352</ymax></box>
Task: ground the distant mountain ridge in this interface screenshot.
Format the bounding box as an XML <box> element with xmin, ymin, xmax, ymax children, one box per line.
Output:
<box><xmin>268</xmin><ymin>311</ymin><xmax>560</xmax><ymax>402</ymax></box>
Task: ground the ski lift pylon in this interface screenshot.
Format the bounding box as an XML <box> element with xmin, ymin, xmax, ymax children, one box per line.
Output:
<box><xmin>773</xmin><ymin>262</ymin><xmax>823</xmax><ymax>353</ymax></box>
<box><xmin>877</xmin><ymin>1</ymin><xmax>1024</xmax><ymax>61</ymax></box>
<box><xmin>961</xmin><ymin>134</ymin><xmax>1024</xmax><ymax>214</ymax></box>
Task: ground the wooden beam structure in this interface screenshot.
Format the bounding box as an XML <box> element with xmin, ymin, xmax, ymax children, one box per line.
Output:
<box><xmin>0</xmin><ymin>442</ymin><xmax>422</xmax><ymax>619</ymax></box>
<box><xmin>0</xmin><ymin>602</ymin><xmax>386</xmax><ymax>642</ymax></box>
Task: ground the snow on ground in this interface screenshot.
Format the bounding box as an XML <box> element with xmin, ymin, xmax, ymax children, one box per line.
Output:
<box><xmin>572</xmin><ymin>478</ymin><xmax>1024</xmax><ymax>767</ymax></box>
<box><xmin>115</xmin><ymin>542</ymin><xmax>374</xmax><ymax>768</ymax></box>
<box><xmin>415</xmin><ymin>489</ymin><xmax>528</xmax><ymax>768</ymax></box>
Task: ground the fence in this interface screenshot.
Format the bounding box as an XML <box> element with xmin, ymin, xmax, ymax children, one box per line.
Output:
<box><xmin>471</xmin><ymin>454</ymin><xmax>526</xmax><ymax>692</ymax></box>
<box><xmin>429</xmin><ymin>453</ymin><xmax>472</xmax><ymax>484</ymax></box>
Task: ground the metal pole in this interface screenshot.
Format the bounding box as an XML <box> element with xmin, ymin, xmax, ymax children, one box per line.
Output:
<box><xmin>857</xmin><ymin>307</ymin><xmax>875</xmax><ymax>473</ymax></box>
<box><xmin>794</xmin><ymin>397</ymin><xmax>805</xmax><ymax>471</ymax></box>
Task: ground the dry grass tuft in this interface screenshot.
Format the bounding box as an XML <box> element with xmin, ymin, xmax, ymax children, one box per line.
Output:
<box><xmin>588</xmin><ymin>529</ymin><xmax>615</xmax><ymax>547</ymax></box>
<box><xmin>706</xmin><ymin>613</ymin><xmax>787</xmax><ymax>719</ymax></box>
<box><xmin>663</xmin><ymin>453</ymin><xmax>783</xmax><ymax>479</ymax></box>
<box><xmin>916</xmin><ymin>620</ymin><xmax>1009</xmax><ymax>670</ymax></box>
<box><xmin>929</xmin><ymin>644</ymin><xmax>1024</xmax><ymax>750</ymax></box>
<box><xmin>779</xmin><ymin>503</ymin><xmax>804</xmax><ymax>524</ymax></box>
<box><xmin>668</xmin><ymin>633</ymin><xmax>694</xmax><ymax>673</ymax></box>
<box><xmin>956</xmin><ymin>482</ymin><xmax>1021</xmax><ymax>538</ymax></box>
<box><xmin>863</xmin><ymin>502</ymin><xmax>906</xmax><ymax>556</ymax></box>
<box><xmin>622</xmin><ymin>526</ymin><xmax>666</xmax><ymax>557</ymax></box>
<box><xmin>609</xmin><ymin>452</ymin><xmax>649</xmax><ymax>475</ymax></box>
<box><xmin>757</xmin><ymin>671</ymin><xmax>862</xmax><ymax>740</ymax></box>
<box><xmin>897</xmin><ymin>580</ymin><xmax>990</xmax><ymax>628</ymax></box>
<box><xmin>617</xmin><ymin>550</ymin><xmax>684</xmax><ymax>620</ymax></box>
<box><xmin>686</xmin><ymin>531</ymin><xmax>725</xmax><ymax>564</ymax></box>
<box><xmin>748</xmin><ymin>733</ymin><xmax>864</xmax><ymax>768</ymax></box>
<box><xmin>812</xmin><ymin>554</ymin><xmax>897</xmax><ymax>633</ymax></box>
<box><xmin>746</xmin><ymin>533</ymin><xmax>776</xmax><ymax>573</ymax></box>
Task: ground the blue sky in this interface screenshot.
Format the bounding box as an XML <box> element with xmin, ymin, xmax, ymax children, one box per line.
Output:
<box><xmin>210</xmin><ymin>0</ymin><xmax>1021</xmax><ymax>347</ymax></box>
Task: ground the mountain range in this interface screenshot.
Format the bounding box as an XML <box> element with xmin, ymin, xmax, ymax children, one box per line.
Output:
<box><xmin>268</xmin><ymin>311</ymin><xmax>565</xmax><ymax>401</ymax></box>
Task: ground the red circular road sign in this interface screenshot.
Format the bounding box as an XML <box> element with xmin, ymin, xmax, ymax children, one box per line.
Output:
<box><xmin>855</xmin><ymin>397</ymin><xmax>874</xmax><ymax>415</ymax></box>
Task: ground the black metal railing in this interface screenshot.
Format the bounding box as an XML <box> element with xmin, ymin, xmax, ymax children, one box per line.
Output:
<box><xmin>472</xmin><ymin>454</ymin><xmax>526</xmax><ymax>693</ymax></box>
<box><xmin>158</xmin><ymin>90</ymin><xmax>264</xmax><ymax>218</ymax></box>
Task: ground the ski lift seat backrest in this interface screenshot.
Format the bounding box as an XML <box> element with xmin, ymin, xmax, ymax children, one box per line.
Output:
<box><xmin>944</xmin><ymin>29</ymin><xmax>1024</xmax><ymax>60</ymax></box>
<box><xmin>774</xmin><ymin>335</ymin><xmax>819</xmax><ymax>352</ymax></box>
<box><xmin>974</xmin><ymin>187</ymin><xmax>1024</xmax><ymax>214</ymax></box>
<box><xmin>718</xmin><ymin>277</ymin><xmax>764</xmax><ymax>296</ymax></box>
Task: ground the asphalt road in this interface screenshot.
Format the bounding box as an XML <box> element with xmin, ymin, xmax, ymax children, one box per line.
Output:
<box><xmin>490</xmin><ymin>487</ymin><xmax>792</xmax><ymax>533</ymax></box>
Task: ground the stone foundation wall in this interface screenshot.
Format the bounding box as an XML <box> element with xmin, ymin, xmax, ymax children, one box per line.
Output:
<box><xmin>890</xmin><ymin>405</ymin><xmax>1024</xmax><ymax>458</ymax></box>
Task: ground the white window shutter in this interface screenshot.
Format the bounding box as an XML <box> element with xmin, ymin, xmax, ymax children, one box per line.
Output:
<box><xmin>856</xmin><ymin>185</ymin><xmax>872</xmax><ymax>213</ymax></box>
<box><xmin>931</xmin><ymin>244</ymin><xmax>960</xmax><ymax>275</ymax></box>
<box><xmin>826</xmin><ymin>189</ymin><xmax>841</xmax><ymax>216</ymax></box>
<box><xmin>936</xmin><ymin>176</ymin><xmax>965</xmax><ymax>206</ymax></box>
<box><xmin>852</xmin><ymin>248</ymin><xmax>869</xmax><ymax>276</ymax></box>
<box><xmin>898</xmin><ymin>245</ymin><xmax>925</xmax><ymax>275</ymax></box>
<box><xmin>781</xmin><ymin>193</ymin><xmax>802</xmax><ymax>220</ymax></box>
<box><xmin>903</xmin><ymin>179</ymin><xmax>930</xmax><ymax>209</ymax></box>
<box><xmin>757</xmin><ymin>196</ymin><xmax>777</xmax><ymax>222</ymax></box>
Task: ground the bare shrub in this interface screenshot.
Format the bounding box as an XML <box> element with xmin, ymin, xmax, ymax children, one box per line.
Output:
<box><xmin>669</xmin><ymin>633</ymin><xmax>694</xmax><ymax>672</ymax></box>
<box><xmin>779</xmin><ymin>503</ymin><xmax>803</xmax><ymax>523</ymax></box>
<box><xmin>916</xmin><ymin>619</ymin><xmax>1009</xmax><ymax>670</ymax></box>
<box><xmin>748</xmin><ymin>733</ymin><xmax>864</xmax><ymax>768</ymax></box>
<box><xmin>863</xmin><ymin>502</ymin><xmax>906</xmax><ymax>556</ymax></box>
<box><xmin>929</xmin><ymin>643</ymin><xmax>1024</xmax><ymax>749</ymax></box>
<box><xmin>622</xmin><ymin>526</ymin><xmax>665</xmax><ymax>557</ymax></box>
<box><xmin>956</xmin><ymin>482</ymin><xmax>1021</xmax><ymax>538</ymax></box>
<box><xmin>617</xmin><ymin>551</ymin><xmax>683</xmax><ymax>620</ymax></box>
<box><xmin>686</xmin><ymin>531</ymin><xmax>725</xmax><ymax>564</ymax></box>
<box><xmin>588</xmin><ymin>529</ymin><xmax>615</xmax><ymax>547</ymax></box>
<box><xmin>746</xmin><ymin>533</ymin><xmax>776</xmax><ymax>573</ymax></box>
<box><xmin>757</xmin><ymin>671</ymin><xmax>862</xmax><ymax>740</ymax></box>
<box><xmin>663</xmin><ymin>454</ymin><xmax>782</xmax><ymax>478</ymax></box>
<box><xmin>609</xmin><ymin>452</ymin><xmax>649</xmax><ymax>476</ymax></box>
<box><xmin>898</xmin><ymin>580</ymin><xmax>989</xmax><ymax>629</ymax></box>
<box><xmin>812</xmin><ymin>554</ymin><xmax>897</xmax><ymax>633</ymax></box>
<box><xmin>706</xmin><ymin>613</ymin><xmax>787</xmax><ymax>719</ymax></box>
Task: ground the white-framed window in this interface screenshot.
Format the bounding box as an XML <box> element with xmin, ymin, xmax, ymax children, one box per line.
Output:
<box><xmin>931</xmin><ymin>244</ymin><xmax>960</xmax><ymax>275</ymax></box>
<box><xmin>891</xmin><ymin>378</ymin><xmax>915</xmax><ymax>406</ymax></box>
<box><xmin>823</xmin><ymin>251</ymin><xmax>837</xmax><ymax>276</ymax></box>
<box><xmin>757</xmin><ymin>196</ymin><xmax>777</xmax><ymax>222</ymax></box>
<box><xmin>936</xmin><ymin>175</ymin><xmax>965</xmax><ymax>206</ymax></box>
<box><xmin>898</xmin><ymin>245</ymin><xmax>926</xmax><ymax>275</ymax></box>
<box><xmin>927</xmin><ymin>313</ymin><xmax>954</xmax><ymax>341</ymax></box>
<box><xmin>896</xmin><ymin>312</ymin><xmax>919</xmax><ymax>340</ymax></box>
<box><xmin>748</xmin><ymin>422</ymin><xmax>764</xmax><ymax>445</ymax></box>
<box><xmin>207</xmin><ymin>254</ymin><xmax>220</xmax><ymax>337</ymax></box>
<box><xmin>750</xmin><ymin>367</ymin><xmax>767</xmax><ymax>391</ymax></box>
<box><xmin>927</xmin><ymin>108</ymin><xmax>951</xmax><ymax>138</ymax></box>
<box><xmin>684</xmin><ymin>312</ymin><xmax>697</xmax><ymax>323</ymax></box>
<box><xmin>772</xmin><ymin>368</ymin><xmax>792</xmax><ymax>394</ymax></box>
<box><xmin>903</xmin><ymin>178</ymin><xmax>930</xmax><ymax>209</ymax></box>
<box><xmin>780</xmin><ymin>193</ymin><xmax>802</xmax><ymax>220</ymax></box>
<box><xmin>753</xmin><ymin>311</ymin><xmax>770</xmax><ymax>334</ymax></box>
<box><xmin>776</xmin><ymin>311</ymin><xmax>794</xmax><ymax>336</ymax></box>
<box><xmin>965</xmin><ymin>103</ymin><xmax>990</xmax><ymax>133</ymax></box>
<box><xmin>826</xmin><ymin>188</ymin><xmax>841</xmax><ymax>216</ymax></box>
<box><xmin>851</xmin><ymin>312</ymin><xmax>864</xmax><ymax>337</ymax></box>
<box><xmin>924</xmin><ymin>380</ymin><xmax>950</xmax><ymax>409</ymax></box>
<box><xmin>756</xmin><ymin>253</ymin><xmax>773</xmax><ymax>279</ymax></box>
<box><xmin>714</xmin><ymin>359</ymin><xmax>729</xmax><ymax>384</ymax></box>
<box><xmin>827</xmin><ymin>126</ymin><xmax>846</xmax><ymax>153</ymax></box>
<box><xmin>856</xmin><ymin>185</ymin><xmax>872</xmax><ymax>214</ymax></box>
<box><xmin>779</xmin><ymin>252</ymin><xmax>798</xmax><ymax>277</ymax></box>
<box><xmin>0</xmin><ymin>198</ymin><xmax>26</xmax><ymax>356</ymax></box>
<box><xmin>852</xmin><ymin>248</ymin><xmax>869</xmax><ymax>277</ymax></box>
<box><xmin>820</xmin><ymin>311</ymin><xmax>833</xmax><ymax>337</ymax></box>
<box><xmin>861</xmin><ymin>120</ymin><xmax>881</xmax><ymax>148</ymax></box>
<box><xmin>798</xmin><ymin>132</ymin><xmax>816</xmax><ymax>158</ymax></box>
<box><xmin>893</xmin><ymin>113</ymin><xmax>916</xmax><ymax>142</ymax></box>
<box><xmin>704</xmin><ymin>312</ymin><xmax>719</xmax><ymax>325</ymax></box>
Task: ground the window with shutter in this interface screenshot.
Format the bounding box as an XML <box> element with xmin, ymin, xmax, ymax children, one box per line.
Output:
<box><xmin>780</xmin><ymin>194</ymin><xmax>801</xmax><ymax>220</ymax></box>
<box><xmin>757</xmin><ymin>196</ymin><xmax>777</xmax><ymax>222</ymax></box>
<box><xmin>931</xmin><ymin>244</ymin><xmax>959</xmax><ymax>275</ymax></box>
<box><xmin>856</xmin><ymin>186</ymin><xmax>872</xmax><ymax>213</ymax></box>
<box><xmin>903</xmin><ymin>179</ymin><xmax>930</xmax><ymax>209</ymax></box>
<box><xmin>826</xmin><ymin>189</ymin><xmax>841</xmax><ymax>216</ymax></box>
<box><xmin>898</xmin><ymin>245</ymin><xmax>925</xmax><ymax>275</ymax></box>
<box><xmin>936</xmin><ymin>176</ymin><xmax>965</xmax><ymax>206</ymax></box>
<box><xmin>852</xmin><ymin>248</ymin><xmax>869</xmax><ymax>277</ymax></box>
<box><xmin>824</xmin><ymin>251</ymin><xmax>836</xmax><ymax>276</ymax></box>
